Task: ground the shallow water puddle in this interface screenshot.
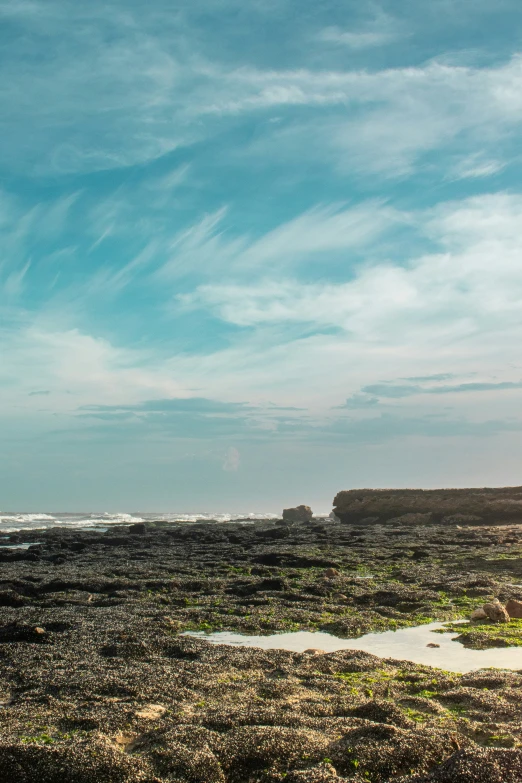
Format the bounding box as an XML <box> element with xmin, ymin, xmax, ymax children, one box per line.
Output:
<box><xmin>185</xmin><ymin>622</ymin><xmax>522</xmax><ymax>673</ymax></box>
<box><xmin>0</xmin><ymin>541</ymin><xmax>42</xmax><ymax>549</ymax></box>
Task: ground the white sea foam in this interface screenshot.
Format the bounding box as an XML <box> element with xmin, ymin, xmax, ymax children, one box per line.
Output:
<box><xmin>0</xmin><ymin>510</ymin><xmax>281</xmax><ymax>533</ymax></box>
<box><xmin>0</xmin><ymin>509</ymin><xmax>330</xmax><ymax>533</ymax></box>
<box><xmin>0</xmin><ymin>513</ymin><xmax>56</xmax><ymax>522</ymax></box>
<box><xmin>0</xmin><ymin>511</ymin><xmax>143</xmax><ymax>532</ymax></box>
<box><xmin>162</xmin><ymin>512</ymin><xmax>279</xmax><ymax>523</ymax></box>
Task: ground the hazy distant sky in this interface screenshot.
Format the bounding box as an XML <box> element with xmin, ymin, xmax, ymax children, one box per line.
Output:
<box><xmin>2</xmin><ymin>0</ymin><xmax>522</xmax><ymax>511</ymax></box>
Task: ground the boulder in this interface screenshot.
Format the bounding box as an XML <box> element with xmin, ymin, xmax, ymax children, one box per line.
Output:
<box><xmin>128</xmin><ymin>523</ymin><xmax>146</xmax><ymax>534</ymax></box>
<box><xmin>506</xmin><ymin>598</ymin><xmax>522</xmax><ymax>619</ymax></box>
<box><xmin>471</xmin><ymin>607</ymin><xmax>488</xmax><ymax>621</ymax></box>
<box><xmin>483</xmin><ymin>600</ymin><xmax>510</xmax><ymax>623</ymax></box>
<box><xmin>282</xmin><ymin>505</ymin><xmax>313</xmax><ymax>523</ymax></box>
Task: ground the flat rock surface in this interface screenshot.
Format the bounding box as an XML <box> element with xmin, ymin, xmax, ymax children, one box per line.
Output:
<box><xmin>1</xmin><ymin>513</ymin><xmax>522</xmax><ymax>781</ymax></box>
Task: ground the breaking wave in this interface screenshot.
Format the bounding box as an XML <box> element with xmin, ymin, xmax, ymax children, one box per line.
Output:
<box><xmin>0</xmin><ymin>510</ymin><xmax>281</xmax><ymax>533</ymax></box>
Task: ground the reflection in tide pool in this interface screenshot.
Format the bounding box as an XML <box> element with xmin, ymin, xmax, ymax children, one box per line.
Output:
<box><xmin>185</xmin><ymin>622</ymin><xmax>522</xmax><ymax>673</ymax></box>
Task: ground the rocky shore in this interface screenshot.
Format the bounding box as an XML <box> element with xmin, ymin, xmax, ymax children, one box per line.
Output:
<box><xmin>1</xmin><ymin>495</ymin><xmax>522</xmax><ymax>781</ymax></box>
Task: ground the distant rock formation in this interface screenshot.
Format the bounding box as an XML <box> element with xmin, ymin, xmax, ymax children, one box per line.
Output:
<box><xmin>332</xmin><ymin>487</ymin><xmax>522</xmax><ymax>526</ymax></box>
<box><xmin>282</xmin><ymin>505</ymin><xmax>313</xmax><ymax>523</ymax></box>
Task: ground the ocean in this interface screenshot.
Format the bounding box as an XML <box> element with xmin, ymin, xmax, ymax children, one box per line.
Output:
<box><xmin>0</xmin><ymin>511</ymin><xmax>282</xmax><ymax>534</ymax></box>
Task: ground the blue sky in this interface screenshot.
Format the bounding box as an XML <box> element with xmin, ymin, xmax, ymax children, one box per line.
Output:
<box><xmin>2</xmin><ymin>0</ymin><xmax>522</xmax><ymax>511</ymax></box>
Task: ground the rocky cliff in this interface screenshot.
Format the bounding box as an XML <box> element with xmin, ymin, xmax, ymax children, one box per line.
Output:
<box><xmin>333</xmin><ymin>486</ymin><xmax>522</xmax><ymax>525</ymax></box>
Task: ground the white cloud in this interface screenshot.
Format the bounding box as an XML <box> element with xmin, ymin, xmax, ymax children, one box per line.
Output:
<box><xmin>4</xmin><ymin>188</ymin><xmax>522</xmax><ymax>429</ymax></box>
<box><xmin>186</xmin><ymin>193</ymin><xmax>522</xmax><ymax>337</ymax></box>
<box><xmin>0</xmin><ymin>190</ymin><xmax>80</xmax><ymax>294</ymax></box>
<box><xmin>161</xmin><ymin>201</ymin><xmax>402</xmax><ymax>278</ymax></box>
<box><xmin>320</xmin><ymin>29</ymin><xmax>394</xmax><ymax>49</ymax></box>
<box><xmin>448</xmin><ymin>153</ymin><xmax>507</xmax><ymax>180</ymax></box>
<box><xmin>0</xmin><ymin>322</ymin><xmax>186</xmax><ymax>413</ymax></box>
<box><xmin>3</xmin><ymin>192</ymin><xmax>522</xmax><ymax>454</ymax></box>
<box><xmin>176</xmin><ymin>192</ymin><xmax>522</xmax><ymax>411</ymax></box>
<box><xmin>2</xmin><ymin>0</ymin><xmax>522</xmax><ymax>178</ymax></box>
<box><xmin>221</xmin><ymin>56</ymin><xmax>522</xmax><ymax>176</ymax></box>
<box><xmin>240</xmin><ymin>202</ymin><xmax>403</xmax><ymax>267</ymax></box>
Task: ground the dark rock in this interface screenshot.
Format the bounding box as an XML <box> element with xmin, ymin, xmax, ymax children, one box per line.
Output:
<box><xmin>407</xmin><ymin>747</ymin><xmax>522</xmax><ymax>782</ymax></box>
<box><xmin>349</xmin><ymin>699</ymin><xmax>416</xmax><ymax>728</ymax></box>
<box><xmin>0</xmin><ymin>737</ymin><xmax>146</xmax><ymax>783</ymax></box>
<box><xmin>128</xmin><ymin>523</ymin><xmax>147</xmax><ymax>534</ymax></box>
<box><xmin>285</xmin><ymin>763</ymin><xmax>346</xmax><ymax>781</ymax></box>
<box><xmin>99</xmin><ymin>537</ymin><xmax>129</xmax><ymax>547</ymax></box>
<box><xmin>253</xmin><ymin>553</ymin><xmax>340</xmax><ymax>568</ymax></box>
<box><xmin>330</xmin><ymin>724</ymin><xmax>451</xmax><ymax>781</ymax></box>
<box><xmin>255</xmin><ymin>527</ymin><xmax>291</xmax><ymax>540</ymax></box>
<box><xmin>282</xmin><ymin>505</ymin><xmax>313</xmax><ymax>523</ymax></box>
<box><xmin>0</xmin><ymin>590</ymin><xmax>28</xmax><ymax>607</ymax></box>
<box><xmin>0</xmin><ymin>624</ymin><xmax>49</xmax><ymax>644</ymax></box>
<box><xmin>149</xmin><ymin>738</ymin><xmax>224</xmax><ymax>782</ymax></box>
<box><xmin>69</xmin><ymin>542</ymin><xmax>87</xmax><ymax>552</ymax></box>
<box><xmin>219</xmin><ymin>725</ymin><xmax>329</xmax><ymax>773</ymax></box>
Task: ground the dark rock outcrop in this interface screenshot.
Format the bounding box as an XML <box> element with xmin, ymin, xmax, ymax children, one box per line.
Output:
<box><xmin>283</xmin><ymin>505</ymin><xmax>313</xmax><ymax>522</ymax></box>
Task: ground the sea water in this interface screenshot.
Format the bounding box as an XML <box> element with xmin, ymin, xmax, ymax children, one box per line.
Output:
<box><xmin>0</xmin><ymin>511</ymin><xmax>284</xmax><ymax>534</ymax></box>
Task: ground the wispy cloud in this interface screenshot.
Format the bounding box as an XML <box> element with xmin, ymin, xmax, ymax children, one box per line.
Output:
<box><xmin>2</xmin><ymin>0</ymin><xmax>522</xmax><ymax>179</ymax></box>
<box><xmin>362</xmin><ymin>380</ymin><xmax>522</xmax><ymax>398</ymax></box>
<box><xmin>319</xmin><ymin>28</ymin><xmax>395</xmax><ymax>49</ymax></box>
<box><xmin>229</xmin><ymin>56</ymin><xmax>522</xmax><ymax>177</ymax></box>
<box><xmin>180</xmin><ymin>193</ymin><xmax>522</xmax><ymax>343</ymax></box>
<box><xmin>319</xmin><ymin>10</ymin><xmax>404</xmax><ymax>50</ymax></box>
<box><xmin>340</xmin><ymin>394</ymin><xmax>380</xmax><ymax>409</ymax></box>
<box><xmin>320</xmin><ymin>413</ymin><xmax>522</xmax><ymax>443</ymax></box>
<box><xmin>161</xmin><ymin>201</ymin><xmax>402</xmax><ymax>279</ymax></box>
<box><xmin>82</xmin><ymin>397</ymin><xmax>252</xmax><ymax>415</ymax></box>
<box><xmin>448</xmin><ymin>153</ymin><xmax>507</xmax><ymax>180</ymax></box>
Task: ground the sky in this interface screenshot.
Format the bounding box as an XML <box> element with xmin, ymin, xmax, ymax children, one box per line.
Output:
<box><xmin>2</xmin><ymin>0</ymin><xmax>522</xmax><ymax>512</ymax></box>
